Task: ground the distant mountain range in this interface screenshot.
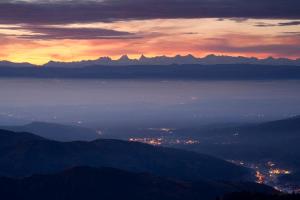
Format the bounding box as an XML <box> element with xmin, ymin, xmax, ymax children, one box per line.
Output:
<box><xmin>1</xmin><ymin>54</ymin><xmax>300</xmax><ymax>68</ymax></box>
<box><xmin>0</xmin><ymin>166</ymin><xmax>276</xmax><ymax>200</ymax></box>
<box><xmin>0</xmin><ymin>129</ymin><xmax>249</xmax><ymax>180</ymax></box>
<box><xmin>0</xmin><ymin>61</ymin><xmax>35</xmax><ymax>68</ymax></box>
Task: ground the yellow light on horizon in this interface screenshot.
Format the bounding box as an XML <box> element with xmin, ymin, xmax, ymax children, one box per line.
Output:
<box><xmin>0</xmin><ymin>18</ymin><xmax>299</xmax><ymax>64</ymax></box>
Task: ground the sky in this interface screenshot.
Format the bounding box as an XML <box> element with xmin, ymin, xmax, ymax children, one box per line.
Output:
<box><xmin>0</xmin><ymin>0</ymin><xmax>299</xmax><ymax>65</ymax></box>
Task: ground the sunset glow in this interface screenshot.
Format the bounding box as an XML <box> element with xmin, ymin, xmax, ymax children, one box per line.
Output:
<box><xmin>0</xmin><ymin>1</ymin><xmax>299</xmax><ymax>65</ymax></box>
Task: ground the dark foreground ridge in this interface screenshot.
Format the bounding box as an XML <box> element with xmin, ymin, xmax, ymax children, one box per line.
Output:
<box><xmin>0</xmin><ymin>166</ymin><xmax>277</xmax><ymax>200</ymax></box>
<box><xmin>0</xmin><ymin>129</ymin><xmax>249</xmax><ymax>181</ymax></box>
<box><xmin>223</xmin><ymin>192</ymin><xmax>300</xmax><ymax>200</ymax></box>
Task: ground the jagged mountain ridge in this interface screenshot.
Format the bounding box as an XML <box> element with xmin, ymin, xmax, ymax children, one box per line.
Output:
<box><xmin>1</xmin><ymin>54</ymin><xmax>300</xmax><ymax>68</ymax></box>
<box><xmin>43</xmin><ymin>54</ymin><xmax>300</xmax><ymax>67</ymax></box>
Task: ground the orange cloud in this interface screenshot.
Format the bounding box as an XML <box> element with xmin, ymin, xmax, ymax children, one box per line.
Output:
<box><xmin>0</xmin><ymin>19</ymin><xmax>299</xmax><ymax>64</ymax></box>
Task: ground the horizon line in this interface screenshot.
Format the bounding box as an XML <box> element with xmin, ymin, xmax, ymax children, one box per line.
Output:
<box><xmin>1</xmin><ymin>53</ymin><xmax>300</xmax><ymax>66</ymax></box>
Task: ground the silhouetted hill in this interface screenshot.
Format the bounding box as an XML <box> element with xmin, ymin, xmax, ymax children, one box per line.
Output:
<box><xmin>1</xmin><ymin>122</ymin><xmax>100</xmax><ymax>142</ymax></box>
<box><xmin>171</xmin><ymin>116</ymin><xmax>300</xmax><ymax>172</ymax></box>
<box><xmin>0</xmin><ymin>166</ymin><xmax>276</xmax><ymax>200</ymax></box>
<box><xmin>0</xmin><ymin>129</ymin><xmax>45</xmax><ymax>146</ymax></box>
<box><xmin>223</xmin><ymin>192</ymin><xmax>300</xmax><ymax>200</ymax></box>
<box><xmin>246</xmin><ymin>115</ymin><xmax>300</xmax><ymax>134</ymax></box>
<box><xmin>171</xmin><ymin>115</ymin><xmax>300</xmax><ymax>145</ymax></box>
<box><xmin>0</xmin><ymin>129</ymin><xmax>249</xmax><ymax>180</ymax></box>
<box><xmin>221</xmin><ymin>115</ymin><xmax>300</xmax><ymax>144</ymax></box>
<box><xmin>0</xmin><ymin>64</ymin><xmax>300</xmax><ymax>80</ymax></box>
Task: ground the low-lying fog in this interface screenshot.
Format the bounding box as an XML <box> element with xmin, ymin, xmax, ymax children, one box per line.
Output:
<box><xmin>1</xmin><ymin>78</ymin><xmax>300</xmax><ymax>129</ymax></box>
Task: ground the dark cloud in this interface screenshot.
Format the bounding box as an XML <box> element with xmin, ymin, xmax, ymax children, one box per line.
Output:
<box><xmin>0</xmin><ymin>0</ymin><xmax>299</xmax><ymax>25</ymax></box>
<box><xmin>255</xmin><ymin>21</ymin><xmax>300</xmax><ymax>27</ymax></box>
<box><xmin>202</xmin><ymin>43</ymin><xmax>300</xmax><ymax>57</ymax></box>
<box><xmin>278</xmin><ymin>21</ymin><xmax>300</xmax><ymax>26</ymax></box>
<box><xmin>1</xmin><ymin>25</ymin><xmax>136</xmax><ymax>40</ymax></box>
<box><xmin>199</xmin><ymin>33</ymin><xmax>300</xmax><ymax>57</ymax></box>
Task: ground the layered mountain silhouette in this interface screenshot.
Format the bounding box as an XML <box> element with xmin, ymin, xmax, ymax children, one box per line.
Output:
<box><xmin>1</xmin><ymin>55</ymin><xmax>300</xmax><ymax>68</ymax></box>
<box><xmin>173</xmin><ymin>115</ymin><xmax>300</xmax><ymax>144</ymax></box>
<box><xmin>243</xmin><ymin>115</ymin><xmax>300</xmax><ymax>134</ymax></box>
<box><xmin>0</xmin><ymin>122</ymin><xmax>100</xmax><ymax>142</ymax></box>
<box><xmin>35</xmin><ymin>55</ymin><xmax>300</xmax><ymax>67</ymax></box>
<box><xmin>172</xmin><ymin>116</ymin><xmax>300</xmax><ymax>179</ymax></box>
<box><xmin>212</xmin><ymin>115</ymin><xmax>300</xmax><ymax>143</ymax></box>
<box><xmin>0</xmin><ymin>129</ymin><xmax>249</xmax><ymax>180</ymax></box>
<box><xmin>0</xmin><ymin>166</ymin><xmax>276</xmax><ymax>200</ymax></box>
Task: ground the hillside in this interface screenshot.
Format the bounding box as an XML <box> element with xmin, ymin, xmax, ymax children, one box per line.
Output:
<box><xmin>172</xmin><ymin>115</ymin><xmax>300</xmax><ymax>167</ymax></box>
<box><xmin>0</xmin><ymin>129</ymin><xmax>249</xmax><ymax>180</ymax></box>
<box><xmin>223</xmin><ymin>192</ymin><xmax>300</xmax><ymax>200</ymax></box>
<box><xmin>243</xmin><ymin>115</ymin><xmax>300</xmax><ymax>135</ymax></box>
<box><xmin>1</xmin><ymin>122</ymin><xmax>100</xmax><ymax>142</ymax></box>
<box><xmin>0</xmin><ymin>166</ymin><xmax>276</xmax><ymax>200</ymax></box>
